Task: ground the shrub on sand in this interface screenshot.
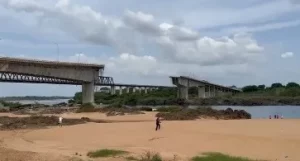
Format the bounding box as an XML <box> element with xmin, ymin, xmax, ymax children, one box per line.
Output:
<box><xmin>139</xmin><ymin>107</ymin><xmax>153</xmax><ymax>111</ymax></box>
<box><xmin>156</xmin><ymin>107</ymin><xmax>251</xmax><ymax>120</ymax></box>
<box><xmin>156</xmin><ymin>106</ymin><xmax>182</xmax><ymax>112</ymax></box>
<box><xmin>76</xmin><ymin>103</ymin><xmax>97</xmax><ymax>113</ymax></box>
<box><xmin>191</xmin><ymin>152</ymin><xmax>266</xmax><ymax>161</ymax></box>
<box><xmin>87</xmin><ymin>149</ymin><xmax>128</xmax><ymax>158</ymax></box>
<box><xmin>139</xmin><ymin>152</ymin><xmax>163</xmax><ymax>161</ymax></box>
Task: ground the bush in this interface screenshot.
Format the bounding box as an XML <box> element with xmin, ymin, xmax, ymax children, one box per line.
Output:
<box><xmin>139</xmin><ymin>107</ymin><xmax>153</xmax><ymax>111</ymax></box>
<box><xmin>156</xmin><ymin>106</ymin><xmax>182</xmax><ymax>112</ymax></box>
<box><xmin>156</xmin><ymin>107</ymin><xmax>251</xmax><ymax>120</ymax></box>
<box><xmin>76</xmin><ymin>103</ymin><xmax>97</xmax><ymax>113</ymax></box>
<box><xmin>139</xmin><ymin>152</ymin><xmax>163</xmax><ymax>161</ymax></box>
<box><xmin>191</xmin><ymin>152</ymin><xmax>264</xmax><ymax>161</ymax></box>
<box><xmin>87</xmin><ymin>149</ymin><xmax>128</xmax><ymax>158</ymax></box>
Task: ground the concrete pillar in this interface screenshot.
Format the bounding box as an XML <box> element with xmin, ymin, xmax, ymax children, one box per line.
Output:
<box><xmin>198</xmin><ymin>86</ymin><xmax>205</xmax><ymax>98</ymax></box>
<box><xmin>208</xmin><ymin>86</ymin><xmax>211</xmax><ymax>97</ymax></box>
<box><xmin>145</xmin><ymin>87</ymin><xmax>148</xmax><ymax>94</ymax></box>
<box><xmin>149</xmin><ymin>88</ymin><xmax>152</xmax><ymax>92</ymax></box>
<box><xmin>111</xmin><ymin>86</ymin><xmax>116</xmax><ymax>95</ymax></box>
<box><xmin>178</xmin><ymin>86</ymin><xmax>188</xmax><ymax>100</ymax></box>
<box><xmin>119</xmin><ymin>86</ymin><xmax>123</xmax><ymax>95</ymax></box>
<box><xmin>126</xmin><ymin>87</ymin><xmax>130</xmax><ymax>93</ymax></box>
<box><xmin>213</xmin><ymin>86</ymin><xmax>216</xmax><ymax>97</ymax></box>
<box><xmin>138</xmin><ymin>87</ymin><xmax>142</xmax><ymax>93</ymax></box>
<box><xmin>82</xmin><ymin>82</ymin><xmax>95</xmax><ymax>104</ymax></box>
<box><xmin>133</xmin><ymin>87</ymin><xmax>136</xmax><ymax>93</ymax></box>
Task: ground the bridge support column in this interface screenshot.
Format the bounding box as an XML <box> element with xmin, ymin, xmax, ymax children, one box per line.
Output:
<box><xmin>133</xmin><ymin>87</ymin><xmax>136</xmax><ymax>93</ymax></box>
<box><xmin>82</xmin><ymin>82</ymin><xmax>95</xmax><ymax>104</ymax></box>
<box><xmin>178</xmin><ymin>86</ymin><xmax>188</xmax><ymax>100</ymax></box>
<box><xmin>138</xmin><ymin>87</ymin><xmax>142</xmax><ymax>93</ymax></box>
<box><xmin>111</xmin><ymin>86</ymin><xmax>116</xmax><ymax>95</ymax></box>
<box><xmin>144</xmin><ymin>87</ymin><xmax>148</xmax><ymax>94</ymax></box>
<box><xmin>126</xmin><ymin>88</ymin><xmax>130</xmax><ymax>93</ymax></box>
<box><xmin>198</xmin><ymin>86</ymin><xmax>205</xmax><ymax>98</ymax></box>
<box><xmin>119</xmin><ymin>86</ymin><xmax>123</xmax><ymax>95</ymax></box>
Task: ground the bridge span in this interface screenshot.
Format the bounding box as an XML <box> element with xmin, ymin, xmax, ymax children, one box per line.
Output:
<box><xmin>0</xmin><ymin>57</ymin><xmax>172</xmax><ymax>104</ymax></box>
<box><xmin>170</xmin><ymin>76</ymin><xmax>241</xmax><ymax>100</ymax></box>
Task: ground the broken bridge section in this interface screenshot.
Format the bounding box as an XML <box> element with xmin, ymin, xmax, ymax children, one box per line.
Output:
<box><xmin>0</xmin><ymin>57</ymin><xmax>105</xmax><ymax>104</ymax></box>
<box><xmin>170</xmin><ymin>76</ymin><xmax>241</xmax><ymax>100</ymax></box>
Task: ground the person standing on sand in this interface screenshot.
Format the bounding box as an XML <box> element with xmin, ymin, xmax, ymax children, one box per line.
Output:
<box><xmin>58</xmin><ymin>116</ymin><xmax>63</xmax><ymax>127</ymax></box>
<box><xmin>156</xmin><ymin>117</ymin><xmax>161</xmax><ymax>131</ymax></box>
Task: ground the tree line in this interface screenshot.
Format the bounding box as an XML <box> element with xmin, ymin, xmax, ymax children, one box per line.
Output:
<box><xmin>242</xmin><ymin>82</ymin><xmax>300</xmax><ymax>92</ymax></box>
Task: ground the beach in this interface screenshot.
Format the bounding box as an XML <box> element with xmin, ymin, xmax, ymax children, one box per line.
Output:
<box><xmin>0</xmin><ymin>112</ymin><xmax>300</xmax><ymax>161</ymax></box>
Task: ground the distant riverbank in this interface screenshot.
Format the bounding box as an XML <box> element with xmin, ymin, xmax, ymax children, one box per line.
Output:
<box><xmin>7</xmin><ymin>99</ymin><xmax>69</xmax><ymax>106</ymax></box>
<box><xmin>0</xmin><ymin>96</ymin><xmax>72</xmax><ymax>101</ymax></box>
<box><xmin>3</xmin><ymin>99</ymin><xmax>300</xmax><ymax>119</ymax></box>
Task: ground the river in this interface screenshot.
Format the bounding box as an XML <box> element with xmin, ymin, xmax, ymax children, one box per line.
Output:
<box><xmin>8</xmin><ymin>99</ymin><xmax>300</xmax><ymax>119</ymax></box>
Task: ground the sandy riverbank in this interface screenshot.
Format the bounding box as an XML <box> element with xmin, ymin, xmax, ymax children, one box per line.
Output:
<box><xmin>0</xmin><ymin>112</ymin><xmax>300</xmax><ymax>161</ymax></box>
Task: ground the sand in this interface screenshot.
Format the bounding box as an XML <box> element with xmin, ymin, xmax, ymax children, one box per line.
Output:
<box><xmin>1</xmin><ymin>112</ymin><xmax>300</xmax><ymax>161</ymax></box>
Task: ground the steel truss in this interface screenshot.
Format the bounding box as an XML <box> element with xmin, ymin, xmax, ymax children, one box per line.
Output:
<box><xmin>0</xmin><ymin>72</ymin><xmax>115</xmax><ymax>85</ymax></box>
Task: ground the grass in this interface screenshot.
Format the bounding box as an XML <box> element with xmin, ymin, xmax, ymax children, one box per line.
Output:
<box><xmin>191</xmin><ymin>152</ymin><xmax>266</xmax><ymax>161</ymax></box>
<box><xmin>126</xmin><ymin>152</ymin><xmax>163</xmax><ymax>161</ymax></box>
<box><xmin>87</xmin><ymin>149</ymin><xmax>128</xmax><ymax>158</ymax></box>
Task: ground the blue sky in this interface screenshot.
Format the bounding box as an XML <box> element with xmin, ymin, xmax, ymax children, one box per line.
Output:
<box><xmin>0</xmin><ymin>0</ymin><xmax>299</xmax><ymax>96</ymax></box>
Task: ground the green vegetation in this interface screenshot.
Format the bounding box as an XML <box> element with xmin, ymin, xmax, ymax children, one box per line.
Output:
<box><xmin>126</xmin><ymin>152</ymin><xmax>163</xmax><ymax>161</ymax></box>
<box><xmin>241</xmin><ymin>82</ymin><xmax>300</xmax><ymax>97</ymax></box>
<box><xmin>156</xmin><ymin>106</ymin><xmax>251</xmax><ymax>120</ymax></box>
<box><xmin>0</xmin><ymin>100</ymin><xmax>22</xmax><ymax>109</ymax></box>
<box><xmin>191</xmin><ymin>152</ymin><xmax>266</xmax><ymax>161</ymax></box>
<box><xmin>138</xmin><ymin>152</ymin><xmax>163</xmax><ymax>161</ymax></box>
<box><xmin>72</xmin><ymin>88</ymin><xmax>178</xmax><ymax>106</ymax></box>
<box><xmin>87</xmin><ymin>149</ymin><xmax>128</xmax><ymax>158</ymax></box>
<box><xmin>76</xmin><ymin>103</ymin><xmax>96</xmax><ymax>113</ymax></box>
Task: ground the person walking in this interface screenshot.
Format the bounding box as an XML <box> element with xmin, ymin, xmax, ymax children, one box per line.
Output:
<box><xmin>155</xmin><ymin>117</ymin><xmax>161</xmax><ymax>131</ymax></box>
<box><xmin>58</xmin><ymin>116</ymin><xmax>63</xmax><ymax>127</ymax></box>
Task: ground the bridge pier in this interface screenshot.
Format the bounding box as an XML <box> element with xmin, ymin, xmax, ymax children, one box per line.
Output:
<box><xmin>82</xmin><ymin>82</ymin><xmax>95</xmax><ymax>104</ymax></box>
<box><xmin>178</xmin><ymin>86</ymin><xmax>188</xmax><ymax>100</ymax></box>
<box><xmin>119</xmin><ymin>86</ymin><xmax>123</xmax><ymax>95</ymax></box>
<box><xmin>133</xmin><ymin>87</ymin><xmax>136</xmax><ymax>93</ymax></box>
<box><xmin>126</xmin><ymin>87</ymin><xmax>130</xmax><ymax>94</ymax></box>
<box><xmin>198</xmin><ymin>86</ymin><xmax>205</xmax><ymax>98</ymax></box>
<box><xmin>111</xmin><ymin>86</ymin><xmax>116</xmax><ymax>95</ymax></box>
<box><xmin>144</xmin><ymin>87</ymin><xmax>148</xmax><ymax>94</ymax></box>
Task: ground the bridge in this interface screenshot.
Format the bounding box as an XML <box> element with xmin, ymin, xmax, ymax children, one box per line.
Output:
<box><xmin>0</xmin><ymin>57</ymin><xmax>172</xmax><ymax>104</ymax></box>
<box><xmin>170</xmin><ymin>76</ymin><xmax>241</xmax><ymax>100</ymax></box>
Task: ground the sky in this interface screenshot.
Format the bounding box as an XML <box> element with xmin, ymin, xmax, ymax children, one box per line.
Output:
<box><xmin>0</xmin><ymin>0</ymin><xmax>300</xmax><ymax>96</ymax></box>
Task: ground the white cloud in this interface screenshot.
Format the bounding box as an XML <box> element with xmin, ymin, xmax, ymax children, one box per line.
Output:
<box><xmin>123</xmin><ymin>10</ymin><xmax>161</xmax><ymax>36</ymax></box>
<box><xmin>281</xmin><ymin>52</ymin><xmax>294</xmax><ymax>58</ymax></box>
<box><xmin>223</xmin><ymin>20</ymin><xmax>300</xmax><ymax>34</ymax></box>
<box><xmin>157</xmin><ymin>32</ymin><xmax>264</xmax><ymax>66</ymax></box>
<box><xmin>0</xmin><ymin>0</ymin><xmax>266</xmax><ymax>68</ymax></box>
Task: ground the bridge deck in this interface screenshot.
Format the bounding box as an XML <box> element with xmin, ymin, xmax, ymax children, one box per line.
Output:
<box><xmin>0</xmin><ymin>57</ymin><xmax>104</xmax><ymax>69</ymax></box>
<box><xmin>171</xmin><ymin>76</ymin><xmax>241</xmax><ymax>92</ymax></box>
<box><xmin>0</xmin><ymin>72</ymin><xmax>173</xmax><ymax>88</ymax></box>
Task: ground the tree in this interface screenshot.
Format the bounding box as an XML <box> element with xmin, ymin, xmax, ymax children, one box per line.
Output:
<box><xmin>242</xmin><ymin>85</ymin><xmax>258</xmax><ymax>92</ymax></box>
<box><xmin>271</xmin><ymin>83</ymin><xmax>284</xmax><ymax>89</ymax></box>
<box><xmin>286</xmin><ymin>82</ymin><xmax>300</xmax><ymax>88</ymax></box>
<box><xmin>257</xmin><ymin>85</ymin><xmax>266</xmax><ymax>90</ymax></box>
